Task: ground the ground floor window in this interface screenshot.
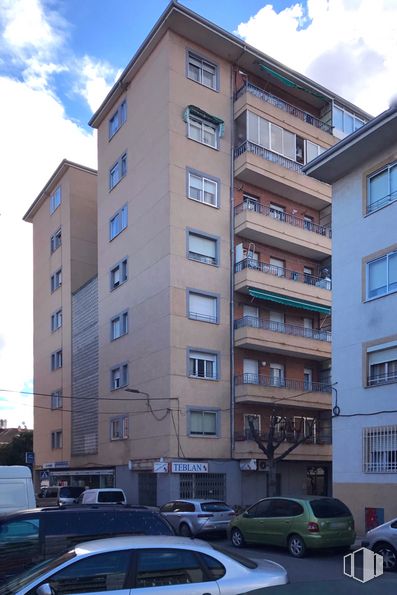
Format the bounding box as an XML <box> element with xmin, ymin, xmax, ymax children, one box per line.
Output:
<box><xmin>179</xmin><ymin>473</ymin><xmax>225</xmax><ymax>500</ymax></box>
<box><xmin>138</xmin><ymin>473</ymin><xmax>157</xmax><ymax>506</ymax></box>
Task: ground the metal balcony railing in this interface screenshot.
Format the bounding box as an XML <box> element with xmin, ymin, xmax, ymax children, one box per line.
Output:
<box><xmin>234</xmin><ymin>316</ymin><xmax>331</xmax><ymax>342</ymax></box>
<box><xmin>234</xmin><ymin>140</ymin><xmax>303</xmax><ymax>173</ymax></box>
<box><xmin>366</xmin><ymin>191</ymin><xmax>397</xmax><ymax>214</ymax></box>
<box><xmin>235</xmin><ymin>429</ymin><xmax>332</xmax><ymax>445</ymax></box>
<box><xmin>236</xmin><ymin>81</ymin><xmax>333</xmax><ymax>134</ymax></box>
<box><xmin>235</xmin><ymin>200</ymin><xmax>332</xmax><ymax>239</ymax></box>
<box><xmin>367</xmin><ymin>371</ymin><xmax>397</xmax><ymax>386</ymax></box>
<box><xmin>234</xmin><ymin>257</ymin><xmax>332</xmax><ymax>290</ymax></box>
<box><xmin>235</xmin><ymin>373</ymin><xmax>332</xmax><ymax>393</ymax></box>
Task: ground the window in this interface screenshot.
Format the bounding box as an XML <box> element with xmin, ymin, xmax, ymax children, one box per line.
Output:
<box><xmin>51</xmin><ymin>430</ymin><xmax>62</xmax><ymax>449</ymax></box>
<box><xmin>50</xmin><ymin>186</ymin><xmax>61</xmax><ymax>214</ymax></box>
<box><xmin>367</xmin><ymin>251</ymin><xmax>397</xmax><ymax>299</ymax></box>
<box><xmin>187</xmin><ymin>170</ymin><xmax>218</xmax><ymax>207</ymax></box>
<box><xmin>187</xmin><ymin>51</ymin><xmax>218</xmax><ymax>90</ymax></box>
<box><xmin>244</xmin><ymin>414</ymin><xmax>260</xmax><ymax>439</ymax></box>
<box><xmin>306</xmin><ymin>140</ymin><xmax>325</xmax><ymax>163</ymax></box>
<box><xmin>51</xmin><ymin>269</ymin><xmax>62</xmax><ymax>292</ymax></box>
<box><xmin>367</xmin><ymin>343</ymin><xmax>397</xmax><ymax>386</ymax></box>
<box><xmin>363</xmin><ymin>425</ymin><xmax>397</xmax><ymax>472</ymax></box>
<box><xmin>110</xmin><ymin>258</ymin><xmax>128</xmax><ymax>290</ymax></box>
<box><xmin>51</xmin><ymin>349</ymin><xmax>62</xmax><ymax>370</ymax></box>
<box><xmin>51</xmin><ymin>309</ymin><xmax>62</xmax><ymax>332</ymax></box>
<box><xmin>135</xmin><ymin>549</ymin><xmax>208</xmax><ymax>588</ymax></box>
<box><xmin>367</xmin><ymin>161</ymin><xmax>397</xmax><ymax>213</ymax></box>
<box><xmin>293</xmin><ymin>416</ymin><xmax>317</xmax><ymax>443</ymax></box>
<box><xmin>50</xmin><ymin>228</ymin><xmax>62</xmax><ymax>253</ymax></box>
<box><xmin>189</xmin><ymin>410</ymin><xmax>218</xmax><ymax>436</ymax></box>
<box><xmin>109</xmin><ymin>152</ymin><xmax>127</xmax><ymax>189</ymax></box>
<box><xmin>188</xmin><ymin>115</ymin><xmax>218</xmax><ymax>148</ymax></box>
<box><xmin>333</xmin><ymin>105</ymin><xmax>365</xmax><ymax>137</ymax></box>
<box><xmin>111</xmin><ymin>363</ymin><xmax>128</xmax><ymax>390</ymax></box>
<box><xmin>108</xmin><ymin>100</ymin><xmax>127</xmax><ymax>139</ymax></box>
<box><xmin>111</xmin><ymin>311</ymin><xmax>128</xmax><ymax>340</ymax></box>
<box><xmin>187</xmin><ymin>231</ymin><xmax>218</xmax><ymax>265</ymax></box>
<box><xmin>269</xmin><ymin>363</ymin><xmax>285</xmax><ymax>387</ymax></box>
<box><xmin>188</xmin><ymin>291</ymin><xmax>218</xmax><ymax>323</ymax></box>
<box><xmin>51</xmin><ymin>390</ymin><xmax>62</xmax><ymax>410</ymax></box>
<box><xmin>270</xmin><ymin>203</ymin><xmax>286</xmax><ymax>221</ymax></box>
<box><xmin>109</xmin><ymin>205</ymin><xmax>128</xmax><ymax>240</ymax></box>
<box><xmin>243</xmin><ymin>194</ymin><xmax>259</xmax><ymax>211</ymax></box>
<box><xmin>110</xmin><ymin>416</ymin><xmax>128</xmax><ymax>440</ymax></box>
<box><xmin>48</xmin><ymin>550</ymin><xmax>131</xmax><ymax>593</ymax></box>
<box><xmin>189</xmin><ymin>350</ymin><xmax>218</xmax><ymax>380</ymax></box>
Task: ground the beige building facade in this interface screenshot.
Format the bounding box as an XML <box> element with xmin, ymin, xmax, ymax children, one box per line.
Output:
<box><xmin>26</xmin><ymin>3</ymin><xmax>369</xmax><ymax>505</ymax></box>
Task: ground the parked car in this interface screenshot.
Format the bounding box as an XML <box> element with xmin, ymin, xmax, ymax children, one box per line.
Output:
<box><xmin>2</xmin><ymin>535</ymin><xmax>288</xmax><ymax>595</ymax></box>
<box><xmin>36</xmin><ymin>485</ymin><xmax>85</xmax><ymax>506</ymax></box>
<box><xmin>362</xmin><ymin>517</ymin><xmax>397</xmax><ymax>570</ymax></box>
<box><xmin>229</xmin><ymin>496</ymin><xmax>355</xmax><ymax>557</ymax></box>
<box><xmin>0</xmin><ymin>466</ymin><xmax>35</xmax><ymax>515</ymax></box>
<box><xmin>77</xmin><ymin>487</ymin><xmax>127</xmax><ymax>505</ymax></box>
<box><xmin>0</xmin><ymin>505</ymin><xmax>174</xmax><ymax>584</ymax></box>
<box><xmin>160</xmin><ymin>498</ymin><xmax>236</xmax><ymax>536</ymax></box>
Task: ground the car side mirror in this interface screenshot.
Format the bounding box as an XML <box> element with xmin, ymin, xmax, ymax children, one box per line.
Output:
<box><xmin>36</xmin><ymin>584</ymin><xmax>55</xmax><ymax>595</ymax></box>
<box><xmin>242</xmin><ymin>511</ymin><xmax>250</xmax><ymax>518</ymax></box>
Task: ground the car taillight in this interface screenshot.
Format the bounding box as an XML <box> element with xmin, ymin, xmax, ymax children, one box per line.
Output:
<box><xmin>307</xmin><ymin>522</ymin><xmax>319</xmax><ymax>533</ymax></box>
<box><xmin>198</xmin><ymin>514</ymin><xmax>214</xmax><ymax>518</ymax></box>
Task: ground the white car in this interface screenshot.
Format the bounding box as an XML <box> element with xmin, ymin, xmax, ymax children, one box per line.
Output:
<box><xmin>363</xmin><ymin>518</ymin><xmax>397</xmax><ymax>570</ymax></box>
<box><xmin>3</xmin><ymin>535</ymin><xmax>288</xmax><ymax>595</ymax></box>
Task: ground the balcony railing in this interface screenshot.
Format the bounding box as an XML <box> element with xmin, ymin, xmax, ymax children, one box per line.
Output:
<box><xmin>235</xmin><ymin>316</ymin><xmax>331</xmax><ymax>342</ymax></box>
<box><xmin>235</xmin><ymin>200</ymin><xmax>332</xmax><ymax>239</ymax></box>
<box><xmin>234</xmin><ymin>140</ymin><xmax>303</xmax><ymax>173</ymax></box>
<box><xmin>235</xmin><ymin>373</ymin><xmax>332</xmax><ymax>393</ymax></box>
<box><xmin>236</xmin><ymin>81</ymin><xmax>333</xmax><ymax>135</ymax></box>
<box><xmin>235</xmin><ymin>257</ymin><xmax>332</xmax><ymax>290</ymax></box>
<box><xmin>235</xmin><ymin>428</ymin><xmax>332</xmax><ymax>445</ymax></box>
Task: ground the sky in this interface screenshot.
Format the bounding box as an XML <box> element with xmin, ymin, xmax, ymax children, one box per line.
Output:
<box><xmin>0</xmin><ymin>0</ymin><xmax>396</xmax><ymax>429</ymax></box>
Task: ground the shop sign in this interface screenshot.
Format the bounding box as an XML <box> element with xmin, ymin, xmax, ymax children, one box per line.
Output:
<box><xmin>171</xmin><ymin>462</ymin><xmax>208</xmax><ymax>473</ymax></box>
<box><xmin>154</xmin><ymin>461</ymin><xmax>169</xmax><ymax>473</ymax></box>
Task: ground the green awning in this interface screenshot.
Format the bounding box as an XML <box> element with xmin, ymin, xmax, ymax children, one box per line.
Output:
<box><xmin>183</xmin><ymin>105</ymin><xmax>225</xmax><ymax>137</ymax></box>
<box><xmin>257</xmin><ymin>63</ymin><xmax>329</xmax><ymax>102</ymax></box>
<box><xmin>248</xmin><ymin>288</ymin><xmax>331</xmax><ymax>315</ymax></box>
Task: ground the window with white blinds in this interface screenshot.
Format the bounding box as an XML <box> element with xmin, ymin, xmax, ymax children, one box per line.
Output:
<box><xmin>367</xmin><ymin>251</ymin><xmax>397</xmax><ymax>299</ymax></box>
<box><xmin>188</xmin><ymin>232</ymin><xmax>217</xmax><ymax>265</ymax></box>
<box><xmin>189</xmin><ymin>351</ymin><xmax>217</xmax><ymax>380</ymax></box>
<box><xmin>188</xmin><ymin>292</ymin><xmax>217</xmax><ymax>323</ymax></box>
<box><xmin>367</xmin><ymin>343</ymin><xmax>397</xmax><ymax>386</ymax></box>
<box><xmin>189</xmin><ymin>410</ymin><xmax>218</xmax><ymax>436</ymax></box>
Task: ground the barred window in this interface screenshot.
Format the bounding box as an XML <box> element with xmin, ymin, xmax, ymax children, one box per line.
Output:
<box><xmin>363</xmin><ymin>425</ymin><xmax>397</xmax><ymax>472</ymax></box>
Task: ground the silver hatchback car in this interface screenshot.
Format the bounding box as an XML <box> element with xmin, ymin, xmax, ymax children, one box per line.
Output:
<box><xmin>160</xmin><ymin>499</ymin><xmax>236</xmax><ymax>536</ymax></box>
<box><xmin>363</xmin><ymin>517</ymin><xmax>397</xmax><ymax>570</ymax></box>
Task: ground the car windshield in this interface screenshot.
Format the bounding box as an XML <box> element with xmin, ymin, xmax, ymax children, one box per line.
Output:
<box><xmin>201</xmin><ymin>502</ymin><xmax>232</xmax><ymax>512</ymax></box>
<box><xmin>0</xmin><ymin>551</ymin><xmax>76</xmax><ymax>595</ymax></box>
<box><xmin>310</xmin><ymin>498</ymin><xmax>352</xmax><ymax>518</ymax></box>
<box><xmin>212</xmin><ymin>545</ymin><xmax>257</xmax><ymax>569</ymax></box>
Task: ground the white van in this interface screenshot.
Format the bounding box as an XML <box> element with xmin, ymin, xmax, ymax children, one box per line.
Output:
<box><xmin>78</xmin><ymin>488</ymin><xmax>127</xmax><ymax>505</ymax></box>
<box><xmin>0</xmin><ymin>466</ymin><xmax>36</xmax><ymax>514</ymax></box>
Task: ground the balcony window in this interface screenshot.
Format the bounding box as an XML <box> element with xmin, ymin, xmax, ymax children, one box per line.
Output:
<box><xmin>367</xmin><ymin>161</ymin><xmax>397</xmax><ymax>214</ymax></box>
<box><xmin>244</xmin><ymin>414</ymin><xmax>260</xmax><ymax>439</ymax></box>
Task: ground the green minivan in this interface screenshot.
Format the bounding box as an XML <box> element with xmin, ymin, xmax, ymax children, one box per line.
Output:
<box><xmin>229</xmin><ymin>496</ymin><xmax>355</xmax><ymax>557</ymax></box>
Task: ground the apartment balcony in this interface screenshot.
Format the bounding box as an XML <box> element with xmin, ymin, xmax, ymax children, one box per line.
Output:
<box><xmin>234</xmin><ymin>434</ymin><xmax>331</xmax><ymax>461</ymax></box>
<box><xmin>234</xmin><ymin>141</ymin><xmax>331</xmax><ymax>210</ymax></box>
<box><xmin>235</xmin><ymin>374</ymin><xmax>332</xmax><ymax>410</ymax></box>
<box><xmin>234</xmin><ymin>317</ymin><xmax>331</xmax><ymax>361</ymax></box>
<box><xmin>234</xmin><ymin>258</ymin><xmax>332</xmax><ymax>309</ymax></box>
<box><xmin>235</xmin><ymin>81</ymin><xmax>333</xmax><ymax>137</ymax></box>
<box><xmin>234</xmin><ymin>202</ymin><xmax>331</xmax><ymax>261</ymax></box>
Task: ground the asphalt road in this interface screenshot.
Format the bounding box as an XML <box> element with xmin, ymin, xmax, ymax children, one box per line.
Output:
<box><xmin>211</xmin><ymin>536</ymin><xmax>397</xmax><ymax>586</ymax></box>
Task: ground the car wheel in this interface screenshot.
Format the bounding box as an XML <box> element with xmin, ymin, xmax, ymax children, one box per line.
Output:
<box><xmin>179</xmin><ymin>522</ymin><xmax>192</xmax><ymax>537</ymax></box>
<box><xmin>231</xmin><ymin>527</ymin><xmax>246</xmax><ymax>548</ymax></box>
<box><xmin>374</xmin><ymin>542</ymin><xmax>397</xmax><ymax>571</ymax></box>
<box><xmin>288</xmin><ymin>534</ymin><xmax>306</xmax><ymax>558</ymax></box>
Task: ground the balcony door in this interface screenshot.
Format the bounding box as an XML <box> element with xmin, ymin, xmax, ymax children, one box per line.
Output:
<box><xmin>243</xmin><ymin>359</ymin><xmax>259</xmax><ymax>384</ymax></box>
<box><xmin>243</xmin><ymin>305</ymin><xmax>259</xmax><ymax>327</ymax></box>
<box><xmin>270</xmin><ymin>203</ymin><xmax>286</xmax><ymax>221</ymax></box>
<box><xmin>270</xmin><ymin>363</ymin><xmax>285</xmax><ymax>387</ymax></box>
<box><xmin>270</xmin><ymin>257</ymin><xmax>285</xmax><ymax>277</ymax></box>
<box><xmin>269</xmin><ymin>310</ymin><xmax>284</xmax><ymax>332</ymax></box>
<box><xmin>304</xmin><ymin>368</ymin><xmax>313</xmax><ymax>391</ymax></box>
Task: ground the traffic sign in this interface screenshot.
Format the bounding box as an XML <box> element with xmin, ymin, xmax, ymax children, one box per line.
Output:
<box><xmin>40</xmin><ymin>470</ymin><xmax>50</xmax><ymax>480</ymax></box>
<box><xmin>25</xmin><ymin>452</ymin><xmax>35</xmax><ymax>465</ymax></box>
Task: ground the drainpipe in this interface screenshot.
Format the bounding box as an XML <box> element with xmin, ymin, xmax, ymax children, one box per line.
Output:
<box><xmin>229</xmin><ymin>65</ymin><xmax>236</xmax><ymax>460</ymax></box>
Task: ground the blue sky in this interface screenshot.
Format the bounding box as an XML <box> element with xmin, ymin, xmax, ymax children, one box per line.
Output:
<box><xmin>0</xmin><ymin>0</ymin><xmax>396</xmax><ymax>428</ymax></box>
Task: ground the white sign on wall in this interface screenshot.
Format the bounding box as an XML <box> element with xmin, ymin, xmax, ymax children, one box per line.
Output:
<box><xmin>171</xmin><ymin>462</ymin><xmax>208</xmax><ymax>473</ymax></box>
<box><xmin>154</xmin><ymin>461</ymin><xmax>169</xmax><ymax>473</ymax></box>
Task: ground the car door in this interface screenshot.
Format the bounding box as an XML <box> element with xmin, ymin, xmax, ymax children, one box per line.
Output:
<box><xmin>261</xmin><ymin>499</ymin><xmax>297</xmax><ymax>546</ymax></box>
<box><xmin>32</xmin><ymin>550</ymin><xmax>133</xmax><ymax>595</ymax></box>
<box><xmin>159</xmin><ymin>501</ymin><xmax>178</xmax><ymax>531</ymax></box>
<box><xmin>0</xmin><ymin>514</ymin><xmax>42</xmax><ymax>583</ymax></box>
<box><xmin>240</xmin><ymin>500</ymin><xmax>273</xmax><ymax>544</ymax></box>
<box><xmin>131</xmin><ymin>548</ymin><xmax>220</xmax><ymax>595</ymax></box>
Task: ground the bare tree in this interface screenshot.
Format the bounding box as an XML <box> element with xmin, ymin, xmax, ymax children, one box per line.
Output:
<box><xmin>248</xmin><ymin>414</ymin><xmax>316</xmax><ymax>497</ymax></box>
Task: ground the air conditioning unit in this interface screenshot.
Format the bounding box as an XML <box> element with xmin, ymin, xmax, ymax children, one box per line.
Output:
<box><xmin>257</xmin><ymin>460</ymin><xmax>268</xmax><ymax>472</ymax></box>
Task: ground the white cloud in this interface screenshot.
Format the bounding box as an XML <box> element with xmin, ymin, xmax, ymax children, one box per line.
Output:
<box><xmin>74</xmin><ymin>56</ymin><xmax>121</xmax><ymax>113</ymax></box>
<box><xmin>236</xmin><ymin>0</ymin><xmax>397</xmax><ymax>115</ymax></box>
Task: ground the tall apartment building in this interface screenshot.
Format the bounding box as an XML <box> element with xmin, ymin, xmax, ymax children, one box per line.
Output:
<box><xmin>25</xmin><ymin>2</ymin><xmax>369</xmax><ymax>504</ymax></box>
<box><xmin>305</xmin><ymin>105</ymin><xmax>397</xmax><ymax>535</ymax></box>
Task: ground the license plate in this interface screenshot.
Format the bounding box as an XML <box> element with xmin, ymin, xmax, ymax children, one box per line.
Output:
<box><xmin>330</xmin><ymin>521</ymin><xmax>346</xmax><ymax>529</ymax></box>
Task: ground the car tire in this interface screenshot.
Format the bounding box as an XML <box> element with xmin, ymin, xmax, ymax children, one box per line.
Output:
<box><xmin>374</xmin><ymin>542</ymin><xmax>397</xmax><ymax>571</ymax></box>
<box><xmin>288</xmin><ymin>534</ymin><xmax>306</xmax><ymax>558</ymax></box>
<box><xmin>179</xmin><ymin>522</ymin><xmax>192</xmax><ymax>537</ymax></box>
<box><xmin>231</xmin><ymin>527</ymin><xmax>246</xmax><ymax>548</ymax></box>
